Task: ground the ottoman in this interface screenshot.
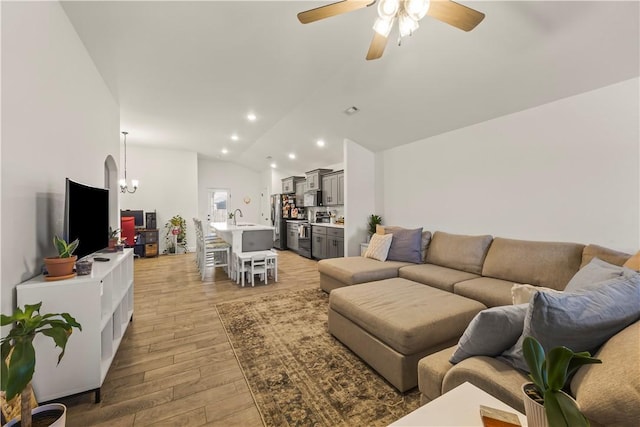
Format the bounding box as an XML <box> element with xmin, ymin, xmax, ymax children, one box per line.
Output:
<box><xmin>328</xmin><ymin>278</ymin><xmax>486</xmax><ymax>391</ymax></box>
<box><xmin>318</xmin><ymin>256</ymin><xmax>413</xmax><ymax>292</ymax></box>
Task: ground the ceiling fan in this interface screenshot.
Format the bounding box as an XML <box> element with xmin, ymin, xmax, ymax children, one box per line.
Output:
<box><xmin>297</xmin><ymin>0</ymin><xmax>485</xmax><ymax>60</ymax></box>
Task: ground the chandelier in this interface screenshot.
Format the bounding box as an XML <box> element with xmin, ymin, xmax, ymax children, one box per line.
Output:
<box><xmin>119</xmin><ymin>131</ymin><xmax>139</xmax><ymax>194</ymax></box>
<box><xmin>373</xmin><ymin>0</ymin><xmax>431</xmax><ymax>39</ymax></box>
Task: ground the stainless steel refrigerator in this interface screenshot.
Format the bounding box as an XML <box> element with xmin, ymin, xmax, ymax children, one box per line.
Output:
<box><xmin>271</xmin><ymin>194</ymin><xmax>286</xmax><ymax>249</ymax></box>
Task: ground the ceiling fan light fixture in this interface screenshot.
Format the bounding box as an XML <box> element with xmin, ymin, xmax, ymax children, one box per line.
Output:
<box><xmin>398</xmin><ymin>12</ymin><xmax>419</xmax><ymax>37</ymax></box>
<box><xmin>377</xmin><ymin>0</ymin><xmax>400</xmax><ymax>19</ymax></box>
<box><xmin>404</xmin><ymin>0</ymin><xmax>430</xmax><ymax>21</ymax></box>
<box><xmin>373</xmin><ymin>17</ymin><xmax>394</xmax><ymax>37</ymax></box>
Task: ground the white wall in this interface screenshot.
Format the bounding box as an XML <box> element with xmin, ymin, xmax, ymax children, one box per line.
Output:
<box><xmin>1</xmin><ymin>2</ymin><xmax>119</xmax><ymax>315</ymax></box>
<box><xmin>197</xmin><ymin>158</ymin><xmax>263</xmax><ymax>225</ymax></box>
<box><xmin>120</xmin><ymin>146</ymin><xmax>198</xmax><ymax>253</ymax></box>
<box><xmin>344</xmin><ymin>140</ymin><xmax>376</xmax><ymax>256</ymax></box>
<box><xmin>382</xmin><ymin>78</ymin><xmax>640</xmax><ymax>253</ymax></box>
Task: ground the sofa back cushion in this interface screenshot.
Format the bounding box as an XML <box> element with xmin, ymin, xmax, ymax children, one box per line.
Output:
<box><xmin>425</xmin><ymin>231</ymin><xmax>493</xmax><ymax>275</ymax></box>
<box><xmin>482</xmin><ymin>237</ymin><xmax>584</xmax><ymax>290</ymax></box>
<box><xmin>581</xmin><ymin>243</ymin><xmax>632</xmax><ymax>268</ymax></box>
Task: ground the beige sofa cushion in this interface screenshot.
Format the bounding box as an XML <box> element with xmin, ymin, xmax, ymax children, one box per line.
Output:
<box><xmin>425</xmin><ymin>231</ymin><xmax>493</xmax><ymax>275</ymax></box>
<box><xmin>482</xmin><ymin>237</ymin><xmax>584</xmax><ymax>290</ymax></box>
<box><xmin>442</xmin><ymin>356</ymin><xmax>529</xmax><ymax>413</ymax></box>
<box><xmin>417</xmin><ymin>346</ymin><xmax>456</xmax><ymax>401</ymax></box>
<box><xmin>317</xmin><ymin>256</ymin><xmax>411</xmax><ymax>286</ymax></box>
<box><xmin>399</xmin><ymin>264</ymin><xmax>480</xmax><ymax>292</ymax></box>
<box><xmin>571</xmin><ymin>321</ymin><xmax>640</xmax><ymax>427</ymax></box>
<box><xmin>581</xmin><ymin>243</ymin><xmax>632</xmax><ymax>268</ymax></box>
<box><xmin>453</xmin><ymin>277</ymin><xmax>517</xmax><ymax>307</ymax></box>
<box><xmin>329</xmin><ymin>278</ymin><xmax>486</xmax><ymax>355</ymax></box>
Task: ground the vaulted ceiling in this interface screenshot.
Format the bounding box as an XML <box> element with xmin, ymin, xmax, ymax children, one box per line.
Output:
<box><xmin>61</xmin><ymin>1</ymin><xmax>639</xmax><ymax>172</ymax></box>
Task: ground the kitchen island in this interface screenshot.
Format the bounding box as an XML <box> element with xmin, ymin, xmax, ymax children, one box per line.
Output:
<box><xmin>210</xmin><ymin>222</ymin><xmax>275</xmax><ymax>254</ymax></box>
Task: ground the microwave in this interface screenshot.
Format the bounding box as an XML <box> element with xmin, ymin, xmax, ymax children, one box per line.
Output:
<box><xmin>304</xmin><ymin>190</ymin><xmax>323</xmax><ymax>207</ymax></box>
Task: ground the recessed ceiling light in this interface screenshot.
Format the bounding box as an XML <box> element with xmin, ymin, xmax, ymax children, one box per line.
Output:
<box><xmin>288</xmin><ymin>153</ymin><xmax>296</xmax><ymax>159</ymax></box>
<box><xmin>344</xmin><ymin>106</ymin><xmax>360</xmax><ymax>116</ymax></box>
<box><xmin>316</xmin><ymin>139</ymin><xmax>325</xmax><ymax>147</ymax></box>
<box><xmin>231</xmin><ymin>134</ymin><xmax>239</xmax><ymax>141</ymax></box>
<box><xmin>221</xmin><ymin>148</ymin><xmax>228</xmax><ymax>154</ymax></box>
<box><xmin>270</xmin><ymin>163</ymin><xmax>277</xmax><ymax>168</ymax></box>
<box><xmin>247</xmin><ymin>113</ymin><xmax>257</xmax><ymax>122</ymax></box>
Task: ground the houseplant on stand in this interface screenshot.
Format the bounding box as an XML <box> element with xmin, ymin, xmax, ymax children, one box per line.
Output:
<box><xmin>164</xmin><ymin>215</ymin><xmax>187</xmax><ymax>254</ymax></box>
<box><xmin>1</xmin><ymin>302</ymin><xmax>81</xmax><ymax>427</ymax></box>
<box><xmin>43</xmin><ymin>236</ymin><xmax>79</xmax><ymax>279</ymax></box>
<box><xmin>108</xmin><ymin>227</ymin><xmax>120</xmax><ymax>251</ymax></box>
<box><xmin>522</xmin><ymin>336</ymin><xmax>601</xmax><ymax>427</ymax></box>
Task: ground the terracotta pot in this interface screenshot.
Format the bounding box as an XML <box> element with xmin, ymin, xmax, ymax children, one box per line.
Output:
<box><xmin>44</xmin><ymin>256</ymin><xmax>77</xmax><ymax>277</ymax></box>
<box><xmin>108</xmin><ymin>238</ymin><xmax>117</xmax><ymax>249</ymax></box>
<box><xmin>4</xmin><ymin>402</ymin><xmax>66</xmax><ymax>427</ymax></box>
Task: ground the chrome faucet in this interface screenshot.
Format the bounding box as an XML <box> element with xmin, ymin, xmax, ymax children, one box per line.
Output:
<box><xmin>233</xmin><ymin>208</ymin><xmax>244</xmax><ymax>226</ymax></box>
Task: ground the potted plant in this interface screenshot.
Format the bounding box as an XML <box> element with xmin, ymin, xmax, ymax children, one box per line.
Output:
<box><xmin>227</xmin><ymin>212</ymin><xmax>234</xmax><ymax>225</ymax></box>
<box><xmin>522</xmin><ymin>336</ymin><xmax>601</xmax><ymax>427</ymax></box>
<box><xmin>108</xmin><ymin>227</ymin><xmax>120</xmax><ymax>250</ymax></box>
<box><xmin>366</xmin><ymin>214</ymin><xmax>382</xmax><ymax>241</ymax></box>
<box><xmin>43</xmin><ymin>236</ymin><xmax>79</xmax><ymax>279</ymax></box>
<box><xmin>1</xmin><ymin>302</ymin><xmax>81</xmax><ymax>427</ymax></box>
<box><xmin>164</xmin><ymin>215</ymin><xmax>187</xmax><ymax>254</ymax></box>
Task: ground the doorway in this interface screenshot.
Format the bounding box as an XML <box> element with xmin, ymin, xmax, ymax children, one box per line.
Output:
<box><xmin>207</xmin><ymin>189</ymin><xmax>229</xmax><ymax>223</ymax></box>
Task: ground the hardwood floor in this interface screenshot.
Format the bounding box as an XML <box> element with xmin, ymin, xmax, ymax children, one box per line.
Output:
<box><xmin>61</xmin><ymin>250</ymin><xmax>321</xmax><ymax>426</ymax></box>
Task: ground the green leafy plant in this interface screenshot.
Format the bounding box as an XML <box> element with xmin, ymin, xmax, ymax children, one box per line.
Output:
<box><xmin>53</xmin><ymin>235</ymin><xmax>79</xmax><ymax>258</ymax></box>
<box><xmin>523</xmin><ymin>336</ymin><xmax>601</xmax><ymax>427</ymax></box>
<box><xmin>164</xmin><ymin>215</ymin><xmax>188</xmax><ymax>253</ymax></box>
<box><xmin>367</xmin><ymin>214</ymin><xmax>382</xmax><ymax>236</ymax></box>
<box><xmin>108</xmin><ymin>226</ymin><xmax>120</xmax><ymax>240</ymax></box>
<box><xmin>1</xmin><ymin>302</ymin><xmax>81</xmax><ymax>426</ymax></box>
<box><xmin>227</xmin><ymin>212</ymin><xmax>234</xmax><ymax>219</ymax></box>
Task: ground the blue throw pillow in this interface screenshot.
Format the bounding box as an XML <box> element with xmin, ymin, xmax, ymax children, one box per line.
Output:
<box><xmin>450</xmin><ymin>304</ymin><xmax>528</xmax><ymax>364</ymax></box>
<box><xmin>385</xmin><ymin>227</ymin><xmax>423</xmax><ymax>264</ymax></box>
<box><xmin>565</xmin><ymin>257</ymin><xmax>636</xmax><ymax>292</ymax></box>
<box><xmin>500</xmin><ymin>274</ymin><xmax>640</xmax><ymax>372</ymax></box>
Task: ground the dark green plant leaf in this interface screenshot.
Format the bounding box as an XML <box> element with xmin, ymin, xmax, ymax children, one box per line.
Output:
<box><xmin>567</xmin><ymin>353</ymin><xmax>601</xmax><ymax>378</ymax></box>
<box><xmin>544</xmin><ymin>390</ymin><xmax>568</xmax><ymax>427</ymax></box>
<box><xmin>523</xmin><ymin>336</ymin><xmax>546</xmax><ymax>389</ymax></box>
<box><xmin>556</xmin><ymin>389</ymin><xmax>590</xmax><ymax>427</ymax></box>
<box><xmin>5</xmin><ymin>337</ymin><xmax>36</xmax><ymax>401</ymax></box>
<box><xmin>1</xmin><ymin>340</ymin><xmax>11</xmax><ymax>391</ymax></box>
<box><xmin>40</xmin><ymin>328</ymin><xmax>70</xmax><ymax>364</ymax></box>
<box><xmin>547</xmin><ymin>346</ymin><xmax>574</xmax><ymax>391</ymax></box>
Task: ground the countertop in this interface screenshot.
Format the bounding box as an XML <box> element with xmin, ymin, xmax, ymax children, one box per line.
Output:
<box><xmin>310</xmin><ymin>223</ymin><xmax>344</xmax><ymax>228</ymax></box>
<box><xmin>210</xmin><ymin>222</ymin><xmax>274</xmax><ymax>231</ymax></box>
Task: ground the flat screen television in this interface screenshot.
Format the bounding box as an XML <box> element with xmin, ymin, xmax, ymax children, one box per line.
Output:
<box><xmin>64</xmin><ymin>178</ymin><xmax>109</xmax><ymax>259</ymax></box>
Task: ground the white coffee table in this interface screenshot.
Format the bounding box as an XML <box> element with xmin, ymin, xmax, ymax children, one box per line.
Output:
<box><xmin>389</xmin><ymin>382</ymin><xmax>528</xmax><ymax>426</ymax></box>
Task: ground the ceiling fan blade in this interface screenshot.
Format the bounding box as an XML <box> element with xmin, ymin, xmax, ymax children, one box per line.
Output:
<box><xmin>427</xmin><ymin>0</ymin><xmax>485</xmax><ymax>32</ymax></box>
<box><xmin>366</xmin><ymin>32</ymin><xmax>388</xmax><ymax>60</ymax></box>
<box><xmin>297</xmin><ymin>0</ymin><xmax>374</xmax><ymax>24</ymax></box>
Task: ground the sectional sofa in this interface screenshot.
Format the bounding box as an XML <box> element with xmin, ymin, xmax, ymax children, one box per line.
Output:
<box><xmin>318</xmin><ymin>229</ymin><xmax>640</xmax><ymax>427</ymax></box>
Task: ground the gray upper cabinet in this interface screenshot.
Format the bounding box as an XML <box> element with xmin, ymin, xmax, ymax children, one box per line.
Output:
<box><xmin>295</xmin><ymin>177</ymin><xmax>306</xmax><ymax>205</ymax></box>
<box><xmin>305</xmin><ymin>169</ymin><xmax>332</xmax><ymax>192</ymax></box>
<box><xmin>322</xmin><ymin>170</ymin><xmax>344</xmax><ymax>206</ymax></box>
<box><xmin>282</xmin><ymin>176</ymin><xmax>304</xmax><ymax>194</ymax></box>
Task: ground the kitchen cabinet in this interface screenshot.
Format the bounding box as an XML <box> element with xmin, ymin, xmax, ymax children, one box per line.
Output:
<box><xmin>287</xmin><ymin>222</ymin><xmax>299</xmax><ymax>251</ymax></box>
<box><xmin>282</xmin><ymin>176</ymin><xmax>304</xmax><ymax>194</ymax></box>
<box><xmin>312</xmin><ymin>225</ymin><xmax>343</xmax><ymax>259</ymax></box>
<box><xmin>312</xmin><ymin>226</ymin><xmax>327</xmax><ymax>259</ymax></box>
<box><xmin>322</xmin><ymin>170</ymin><xmax>344</xmax><ymax>206</ymax></box>
<box><xmin>305</xmin><ymin>169</ymin><xmax>333</xmax><ymax>192</ymax></box>
<box><xmin>327</xmin><ymin>227</ymin><xmax>344</xmax><ymax>258</ymax></box>
<box><xmin>295</xmin><ymin>177</ymin><xmax>306</xmax><ymax>206</ymax></box>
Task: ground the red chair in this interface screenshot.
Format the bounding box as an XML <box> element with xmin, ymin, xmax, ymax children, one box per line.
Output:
<box><xmin>120</xmin><ymin>216</ymin><xmax>136</xmax><ymax>248</ymax></box>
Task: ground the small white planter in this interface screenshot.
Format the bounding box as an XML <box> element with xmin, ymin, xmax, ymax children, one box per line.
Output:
<box><xmin>522</xmin><ymin>383</ymin><xmax>548</xmax><ymax>427</ymax></box>
<box><xmin>4</xmin><ymin>403</ymin><xmax>66</xmax><ymax>427</ymax></box>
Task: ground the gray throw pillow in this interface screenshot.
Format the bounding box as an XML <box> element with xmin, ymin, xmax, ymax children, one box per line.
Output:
<box><xmin>565</xmin><ymin>257</ymin><xmax>635</xmax><ymax>292</ymax></box>
<box><xmin>385</xmin><ymin>227</ymin><xmax>423</xmax><ymax>264</ymax></box>
<box><xmin>450</xmin><ymin>304</ymin><xmax>528</xmax><ymax>364</ymax></box>
<box><xmin>501</xmin><ymin>274</ymin><xmax>640</xmax><ymax>372</ymax></box>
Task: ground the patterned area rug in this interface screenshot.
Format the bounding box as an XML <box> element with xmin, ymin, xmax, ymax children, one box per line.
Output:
<box><xmin>216</xmin><ymin>288</ymin><xmax>420</xmax><ymax>427</ymax></box>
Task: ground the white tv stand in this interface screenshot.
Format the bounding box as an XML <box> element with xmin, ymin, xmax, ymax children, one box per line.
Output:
<box><xmin>16</xmin><ymin>249</ymin><xmax>134</xmax><ymax>403</ymax></box>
